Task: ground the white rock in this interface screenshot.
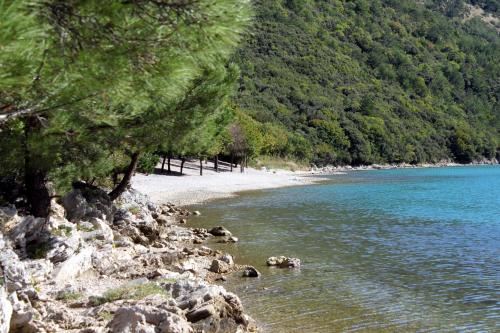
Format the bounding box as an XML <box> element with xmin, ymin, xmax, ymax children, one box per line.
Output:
<box><xmin>219</xmin><ymin>254</ymin><xmax>234</xmax><ymax>266</ymax></box>
<box><xmin>8</xmin><ymin>292</ymin><xmax>34</xmax><ymax>331</ymax></box>
<box><xmin>24</xmin><ymin>259</ymin><xmax>53</xmax><ymax>283</ymax></box>
<box><xmin>52</xmin><ymin>246</ymin><xmax>93</xmax><ymax>284</ymax></box>
<box><xmin>0</xmin><ymin>287</ymin><xmax>12</xmax><ymax>333</ymax></box>
<box><xmin>108</xmin><ymin>306</ymin><xmax>192</xmax><ymax>333</ymax></box>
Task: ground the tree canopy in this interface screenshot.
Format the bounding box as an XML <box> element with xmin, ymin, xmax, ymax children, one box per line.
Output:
<box><xmin>0</xmin><ymin>0</ymin><xmax>251</xmax><ymax>215</ymax></box>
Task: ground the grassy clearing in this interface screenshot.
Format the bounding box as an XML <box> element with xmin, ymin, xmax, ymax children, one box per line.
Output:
<box><xmin>89</xmin><ymin>282</ymin><xmax>168</xmax><ymax>306</ymax></box>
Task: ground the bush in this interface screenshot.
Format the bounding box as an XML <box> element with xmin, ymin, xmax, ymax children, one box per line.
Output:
<box><xmin>137</xmin><ymin>153</ymin><xmax>160</xmax><ymax>174</ymax></box>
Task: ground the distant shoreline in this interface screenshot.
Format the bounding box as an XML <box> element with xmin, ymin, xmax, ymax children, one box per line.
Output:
<box><xmin>311</xmin><ymin>159</ymin><xmax>499</xmax><ymax>175</ymax></box>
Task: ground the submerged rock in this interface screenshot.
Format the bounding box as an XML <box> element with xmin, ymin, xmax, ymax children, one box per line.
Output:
<box><xmin>242</xmin><ymin>266</ymin><xmax>261</xmax><ymax>278</ymax></box>
<box><xmin>217</xmin><ymin>236</ymin><xmax>239</xmax><ymax>244</ymax></box>
<box><xmin>208</xmin><ymin>226</ymin><xmax>232</xmax><ymax>237</ymax></box>
<box><xmin>266</xmin><ymin>256</ymin><xmax>301</xmax><ymax>268</ymax></box>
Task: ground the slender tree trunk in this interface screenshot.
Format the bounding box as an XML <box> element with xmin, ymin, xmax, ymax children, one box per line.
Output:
<box><xmin>205</xmin><ymin>159</ymin><xmax>208</xmax><ymax>165</ymax></box>
<box><xmin>240</xmin><ymin>156</ymin><xmax>245</xmax><ymax>173</ymax></box>
<box><xmin>230</xmin><ymin>154</ymin><xmax>234</xmax><ymax>172</ymax></box>
<box><xmin>109</xmin><ymin>151</ymin><xmax>140</xmax><ymax>201</ymax></box>
<box><xmin>24</xmin><ymin>117</ymin><xmax>50</xmax><ymax>217</ymax></box>
<box><xmin>215</xmin><ymin>155</ymin><xmax>219</xmax><ymax>173</ymax></box>
<box><xmin>180</xmin><ymin>158</ymin><xmax>186</xmax><ymax>175</ymax></box>
<box><xmin>246</xmin><ymin>155</ymin><xmax>248</xmax><ymax>168</ymax></box>
<box><xmin>161</xmin><ymin>153</ymin><xmax>167</xmax><ymax>173</ymax></box>
<box><xmin>199</xmin><ymin>158</ymin><xmax>203</xmax><ymax>176</ymax></box>
<box><xmin>167</xmin><ymin>155</ymin><xmax>171</xmax><ymax>174</ymax></box>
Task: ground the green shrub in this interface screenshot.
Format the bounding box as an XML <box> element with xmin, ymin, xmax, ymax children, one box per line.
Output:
<box><xmin>137</xmin><ymin>153</ymin><xmax>160</xmax><ymax>174</ymax></box>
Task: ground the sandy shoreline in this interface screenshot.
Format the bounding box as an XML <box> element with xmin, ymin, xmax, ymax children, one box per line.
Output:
<box><xmin>132</xmin><ymin>159</ymin><xmax>320</xmax><ymax>206</ymax></box>
<box><xmin>132</xmin><ymin>158</ymin><xmax>498</xmax><ymax>206</ymax></box>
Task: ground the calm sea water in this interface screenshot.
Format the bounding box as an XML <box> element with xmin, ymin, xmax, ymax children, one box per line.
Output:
<box><xmin>190</xmin><ymin>166</ymin><xmax>500</xmax><ymax>332</ymax></box>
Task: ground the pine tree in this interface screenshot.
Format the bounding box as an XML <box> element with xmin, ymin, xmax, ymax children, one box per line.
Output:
<box><xmin>0</xmin><ymin>0</ymin><xmax>252</xmax><ymax>215</ymax></box>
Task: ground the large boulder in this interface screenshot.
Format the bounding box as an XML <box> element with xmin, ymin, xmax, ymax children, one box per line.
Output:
<box><xmin>61</xmin><ymin>183</ymin><xmax>114</xmax><ymax>223</ymax></box>
<box><xmin>166</xmin><ymin>279</ymin><xmax>255</xmax><ymax>333</ymax></box>
<box><xmin>0</xmin><ymin>247</ymin><xmax>31</xmax><ymax>294</ymax></box>
<box><xmin>52</xmin><ymin>246</ymin><xmax>94</xmax><ymax>284</ymax></box>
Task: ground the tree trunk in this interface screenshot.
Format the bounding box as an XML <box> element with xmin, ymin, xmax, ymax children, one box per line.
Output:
<box><xmin>230</xmin><ymin>154</ymin><xmax>234</xmax><ymax>172</ymax></box>
<box><xmin>199</xmin><ymin>158</ymin><xmax>203</xmax><ymax>176</ymax></box>
<box><xmin>24</xmin><ymin>117</ymin><xmax>50</xmax><ymax>217</ymax></box>
<box><xmin>25</xmin><ymin>168</ymin><xmax>50</xmax><ymax>218</ymax></box>
<box><xmin>215</xmin><ymin>155</ymin><xmax>219</xmax><ymax>172</ymax></box>
<box><xmin>109</xmin><ymin>151</ymin><xmax>140</xmax><ymax>201</ymax></box>
<box><xmin>180</xmin><ymin>158</ymin><xmax>186</xmax><ymax>175</ymax></box>
<box><xmin>167</xmin><ymin>156</ymin><xmax>171</xmax><ymax>174</ymax></box>
<box><xmin>240</xmin><ymin>156</ymin><xmax>245</xmax><ymax>173</ymax></box>
<box><xmin>161</xmin><ymin>153</ymin><xmax>167</xmax><ymax>173</ymax></box>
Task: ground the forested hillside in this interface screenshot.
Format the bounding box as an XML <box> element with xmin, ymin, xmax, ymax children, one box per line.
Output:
<box><xmin>234</xmin><ymin>0</ymin><xmax>500</xmax><ymax>165</ymax></box>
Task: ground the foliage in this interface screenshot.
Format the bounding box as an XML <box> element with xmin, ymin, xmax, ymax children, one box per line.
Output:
<box><xmin>89</xmin><ymin>282</ymin><xmax>168</xmax><ymax>306</ymax></box>
<box><xmin>233</xmin><ymin>0</ymin><xmax>500</xmax><ymax>165</ymax></box>
<box><xmin>137</xmin><ymin>153</ymin><xmax>160</xmax><ymax>174</ymax></box>
<box><xmin>0</xmin><ymin>0</ymin><xmax>252</xmax><ymax>211</ymax></box>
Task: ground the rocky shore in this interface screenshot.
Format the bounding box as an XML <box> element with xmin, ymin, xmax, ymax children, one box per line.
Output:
<box><xmin>310</xmin><ymin>158</ymin><xmax>499</xmax><ymax>174</ymax></box>
<box><xmin>0</xmin><ymin>185</ymin><xmax>260</xmax><ymax>333</ymax></box>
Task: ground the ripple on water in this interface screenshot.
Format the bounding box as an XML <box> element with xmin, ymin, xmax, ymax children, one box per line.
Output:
<box><xmin>189</xmin><ymin>166</ymin><xmax>500</xmax><ymax>332</ymax></box>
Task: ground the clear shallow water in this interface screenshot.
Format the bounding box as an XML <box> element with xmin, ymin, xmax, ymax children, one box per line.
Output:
<box><xmin>190</xmin><ymin>166</ymin><xmax>500</xmax><ymax>332</ymax></box>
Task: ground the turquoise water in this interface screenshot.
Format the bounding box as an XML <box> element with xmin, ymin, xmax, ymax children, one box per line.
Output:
<box><xmin>191</xmin><ymin>166</ymin><xmax>500</xmax><ymax>332</ymax></box>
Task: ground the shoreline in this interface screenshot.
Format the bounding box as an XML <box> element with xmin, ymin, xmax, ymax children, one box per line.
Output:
<box><xmin>132</xmin><ymin>158</ymin><xmax>499</xmax><ymax>207</ymax></box>
<box><xmin>132</xmin><ymin>159</ymin><xmax>324</xmax><ymax>207</ymax></box>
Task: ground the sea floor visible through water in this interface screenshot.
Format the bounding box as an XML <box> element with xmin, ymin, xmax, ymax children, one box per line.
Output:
<box><xmin>189</xmin><ymin>166</ymin><xmax>500</xmax><ymax>332</ymax></box>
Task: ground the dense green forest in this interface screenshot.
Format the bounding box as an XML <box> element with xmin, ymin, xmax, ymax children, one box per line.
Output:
<box><xmin>233</xmin><ymin>0</ymin><xmax>500</xmax><ymax>165</ymax></box>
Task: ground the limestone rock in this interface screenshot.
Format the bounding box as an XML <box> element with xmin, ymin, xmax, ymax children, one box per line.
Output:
<box><xmin>61</xmin><ymin>184</ymin><xmax>114</xmax><ymax>223</ymax></box>
<box><xmin>0</xmin><ymin>287</ymin><xmax>12</xmax><ymax>333</ymax></box>
<box><xmin>219</xmin><ymin>254</ymin><xmax>234</xmax><ymax>267</ymax></box>
<box><xmin>266</xmin><ymin>256</ymin><xmax>301</xmax><ymax>268</ymax></box>
<box><xmin>242</xmin><ymin>266</ymin><xmax>261</xmax><ymax>278</ymax></box>
<box><xmin>52</xmin><ymin>246</ymin><xmax>93</xmax><ymax>284</ymax></box>
<box><xmin>208</xmin><ymin>226</ymin><xmax>232</xmax><ymax>237</ymax></box>
<box><xmin>0</xmin><ymin>206</ymin><xmax>19</xmax><ymax>233</ymax></box>
<box><xmin>216</xmin><ymin>236</ymin><xmax>238</xmax><ymax>244</ymax></box>
<box><xmin>108</xmin><ymin>305</ymin><xmax>192</xmax><ymax>333</ymax></box>
<box><xmin>209</xmin><ymin>260</ymin><xmax>230</xmax><ymax>274</ymax></box>
<box><xmin>8</xmin><ymin>292</ymin><xmax>36</xmax><ymax>332</ymax></box>
<box><xmin>80</xmin><ymin>218</ymin><xmax>114</xmax><ymax>243</ymax></box>
<box><xmin>92</xmin><ymin>248</ymin><xmax>134</xmax><ymax>276</ymax></box>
